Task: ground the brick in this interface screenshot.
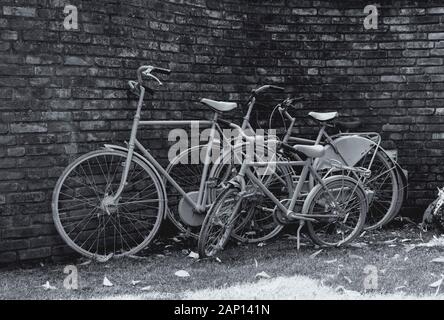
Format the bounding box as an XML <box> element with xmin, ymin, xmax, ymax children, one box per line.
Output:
<box><xmin>381</xmin><ymin>75</ymin><xmax>406</xmax><ymax>82</ymax></box>
<box><xmin>18</xmin><ymin>247</ymin><xmax>51</xmax><ymax>261</ymax></box>
<box><xmin>3</xmin><ymin>6</ymin><xmax>36</xmax><ymax>17</ymax></box>
<box><xmin>429</xmin><ymin>33</ymin><xmax>444</xmax><ymax>40</ymax></box>
<box><xmin>1</xmin><ymin>30</ymin><xmax>18</xmax><ymax>41</ymax></box>
<box><xmin>10</xmin><ymin>123</ymin><xmax>47</xmax><ymax>133</ymax></box>
<box><xmin>0</xmin><ymin>252</ymin><xmax>17</xmax><ymax>264</ymax></box>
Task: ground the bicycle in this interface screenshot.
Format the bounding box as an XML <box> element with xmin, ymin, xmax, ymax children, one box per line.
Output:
<box><xmin>198</xmin><ymin>122</ymin><xmax>369</xmax><ymax>258</ymax></box>
<box><xmin>52</xmin><ymin>65</ymin><xmax>288</xmax><ymax>258</ymax></box>
<box><xmin>270</xmin><ymin>97</ymin><xmax>405</xmax><ymax>230</ymax></box>
<box><xmin>165</xmin><ymin>85</ymin><xmax>290</xmax><ymax>240</ymax></box>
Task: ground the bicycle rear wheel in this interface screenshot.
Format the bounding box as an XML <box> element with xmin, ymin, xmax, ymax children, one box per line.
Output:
<box><xmin>52</xmin><ymin>149</ymin><xmax>165</xmax><ymax>259</ymax></box>
<box><xmin>305</xmin><ymin>175</ymin><xmax>367</xmax><ymax>247</ymax></box>
<box><xmin>358</xmin><ymin>150</ymin><xmax>399</xmax><ymax>230</ymax></box>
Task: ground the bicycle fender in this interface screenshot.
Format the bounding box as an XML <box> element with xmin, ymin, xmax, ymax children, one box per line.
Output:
<box><xmin>313</xmin><ymin>135</ymin><xmax>377</xmax><ymax>170</ymax></box>
<box><xmin>375</xmin><ymin>146</ymin><xmax>408</xmax><ymax>201</ymax></box>
<box><xmin>103</xmin><ymin>144</ymin><xmax>169</xmax><ymax>218</ymax></box>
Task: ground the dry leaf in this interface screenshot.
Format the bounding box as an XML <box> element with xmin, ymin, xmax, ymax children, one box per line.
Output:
<box><xmin>254</xmin><ymin>258</ymin><xmax>258</xmax><ymax>268</ymax></box>
<box><xmin>42</xmin><ymin>281</ymin><xmax>56</xmax><ymax>290</ymax></box>
<box><xmin>187</xmin><ymin>251</ymin><xmax>199</xmax><ymax>259</ymax></box>
<box><xmin>215</xmin><ymin>257</ymin><xmax>222</xmax><ymax>263</ymax></box>
<box><xmin>324</xmin><ymin>259</ymin><xmax>337</xmax><ymax>264</ymax></box>
<box><xmin>79</xmin><ymin>260</ymin><xmax>91</xmax><ymax>266</ymax></box>
<box><xmin>343</xmin><ymin>276</ymin><xmax>352</xmax><ymax>284</ymax></box>
<box><xmin>255</xmin><ymin>271</ymin><xmax>271</xmax><ymax>279</ymax></box>
<box><xmin>430</xmin><ymin>277</ymin><xmax>443</xmax><ymax>288</ymax></box>
<box><xmin>175</xmin><ymin>270</ymin><xmax>190</xmax><ymax>278</ymax></box>
<box><xmin>257</xmin><ymin>242</ymin><xmax>266</xmax><ymax>247</ymax></box>
<box><xmin>310</xmin><ymin>249</ymin><xmax>323</xmax><ymax>259</ymax></box>
<box><xmin>131</xmin><ymin>280</ymin><xmax>141</xmax><ymax>286</ymax></box>
<box><xmin>431</xmin><ymin>257</ymin><xmax>444</xmax><ymax>263</ymax></box>
<box><xmin>141</xmin><ymin>285</ymin><xmax>152</xmax><ymax>291</ymax></box>
<box><xmin>350</xmin><ymin>242</ymin><xmax>367</xmax><ymax>248</ymax></box>
<box><xmin>103</xmin><ymin>276</ymin><xmax>113</xmax><ymax>287</ymax></box>
<box><xmin>430</xmin><ymin>275</ymin><xmax>444</xmax><ymax>296</ymax></box>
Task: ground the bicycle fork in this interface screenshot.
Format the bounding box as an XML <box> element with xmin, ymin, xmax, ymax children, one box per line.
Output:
<box><xmin>110</xmin><ymin>86</ymin><xmax>146</xmax><ymax>204</ymax></box>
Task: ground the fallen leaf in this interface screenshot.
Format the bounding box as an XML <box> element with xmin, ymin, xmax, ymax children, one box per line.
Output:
<box><xmin>79</xmin><ymin>260</ymin><xmax>92</xmax><ymax>266</ymax></box>
<box><xmin>254</xmin><ymin>258</ymin><xmax>258</xmax><ymax>268</ymax></box>
<box><xmin>343</xmin><ymin>276</ymin><xmax>353</xmax><ymax>284</ymax></box>
<box><xmin>350</xmin><ymin>242</ymin><xmax>367</xmax><ymax>248</ymax></box>
<box><xmin>383</xmin><ymin>238</ymin><xmax>397</xmax><ymax>244</ymax></box>
<box><xmin>431</xmin><ymin>257</ymin><xmax>444</xmax><ymax>263</ymax></box>
<box><xmin>187</xmin><ymin>251</ymin><xmax>199</xmax><ymax>259</ymax></box>
<box><xmin>172</xmin><ymin>237</ymin><xmax>182</xmax><ymax>243</ymax></box>
<box><xmin>257</xmin><ymin>242</ymin><xmax>266</xmax><ymax>247</ymax></box>
<box><xmin>255</xmin><ymin>271</ymin><xmax>271</xmax><ymax>279</ymax></box>
<box><xmin>430</xmin><ymin>275</ymin><xmax>444</xmax><ymax>296</ymax></box>
<box><xmin>430</xmin><ymin>277</ymin><xmax>443</xmax><ymax>288</ymax></box>
<box><xmin>141</xmin><ymin>286</ymin><xmax>152</xmax><ymax>291</ymax></box>
<box><xmin>324</xmin><ymin>259</ymin><xmax>337</xmax><ymax>264</ymax></box>
<box><xmin>175</xmin><ymin>270</ymin><xmax>190</xmax><ymax>278</ymax></box>
<box><xmin>215</xmin><ymin>257</ymin><xmax>222</xmax><ymax>263</ymax></box>
<box><xmin>310</xmin><ymin>249</ymin><xmax>323</xmax><ymax>259</ymax></box>
<box><xmin>417</xmin><ymin>236</ymin><xmax>444</xmax><ymax>248</ymax></box>
<box><xmin>42</xmin><ymin>281</ymin><xmax>56</xmax><ymax>290</ymax></box>
<box><xmin>131</xmin><ymin>280</ymin><xmax>141</xmax><ymax>286</ymax></box>
<box><xmin>103</xmin><ymin>276</ymin><xmax>113</xmax><ymax>287</ymax></box>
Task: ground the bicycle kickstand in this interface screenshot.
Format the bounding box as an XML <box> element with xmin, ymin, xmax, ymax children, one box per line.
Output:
<box><xmin>296</xmin><ymin>220</ymin><xmax>305</xmax><ymax>250</ymax></box>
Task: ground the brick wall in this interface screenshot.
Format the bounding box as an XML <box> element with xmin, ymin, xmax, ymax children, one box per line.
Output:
<box><xmin>1</xmin><ymin>0</ymin><xmax>444</xmax><ymax>263</ymax></box>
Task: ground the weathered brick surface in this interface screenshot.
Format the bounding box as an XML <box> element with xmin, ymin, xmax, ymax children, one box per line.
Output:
<box><xmin>1</xmin><ymin>0</ymin><xmax>444</xmax><ymax>263</ymax></box>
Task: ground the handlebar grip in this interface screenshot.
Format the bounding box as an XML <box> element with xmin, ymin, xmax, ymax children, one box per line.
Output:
<box><xmin>152</xmin><ymin>67</ymin><xmax>171</xmax><ymax>75</ymax></box>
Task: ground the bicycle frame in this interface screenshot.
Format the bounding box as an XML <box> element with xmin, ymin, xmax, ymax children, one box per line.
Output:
<box><xmin>110</xmin><ymin>84</ymin><xmax>271</xmax><ymax>214</ymax></box>
<box><xmin>280</xmin><ymin>109</ymin><xmax>387</xmax><ymax>188</ymax></box>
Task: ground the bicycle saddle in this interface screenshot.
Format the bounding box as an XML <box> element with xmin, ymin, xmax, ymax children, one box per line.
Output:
<box><xmin>294</xmin><ymin>145</ymin><xmax>326</xmax><ymax>158</ymax></box>
<box><xmin>335</xmin><ymin>118</ymin><xmax>362</xmax><ymax>130</ymax></box>
<box><xmin>308</xmin><ymin>111</ymin><xmax>339</xmax><ymax>122</ymax></box>
<box><xmin>200</xmin><ymin>98</ymin><xmax>238</xmax><ymax>112</ymax></box>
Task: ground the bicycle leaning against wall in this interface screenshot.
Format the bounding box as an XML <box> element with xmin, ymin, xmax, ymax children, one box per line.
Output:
<box><xmin>51</xmin><ymin>65</ymin><xmax>287</xmax><ymax>259</ymax></box>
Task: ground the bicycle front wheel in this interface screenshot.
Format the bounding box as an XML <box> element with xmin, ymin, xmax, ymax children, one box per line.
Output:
<box><xmin>198</xmin><ymin>187</ymin><xmax>242</xmax><ymax>258</ymax></box>
<box><xmin>52</xmin><ymin>149</ymin><xmax>165</xmax><ymax>259</ymax></box>
<box><xmin>305</xmin><ymin>175</ymin><xmax>367</xmax><ymax>247</ymax></box>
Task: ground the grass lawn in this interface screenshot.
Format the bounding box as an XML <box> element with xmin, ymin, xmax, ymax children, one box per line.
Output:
<box><xmin>1</xmin><ymin>220</ymin><xmax>444</xmax><ymax>299</ymax></box>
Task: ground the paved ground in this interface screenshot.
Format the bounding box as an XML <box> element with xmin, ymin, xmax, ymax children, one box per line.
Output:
<box><xmin>1</xmin><ymin>220</ymin><xmax>444</xmax><ymax>300</ymax></box>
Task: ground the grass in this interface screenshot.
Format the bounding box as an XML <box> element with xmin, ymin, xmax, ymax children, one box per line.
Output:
<box><xmin>1</xmin><ymin>221</ymin><xmax>444</xmax><ymax>299</ymax></box>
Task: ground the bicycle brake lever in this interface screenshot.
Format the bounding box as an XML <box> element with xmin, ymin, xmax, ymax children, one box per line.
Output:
<box><xmin>142</xmin><ymin>71</ymin><xmax>163</xmax><ymax>85</ymax></box>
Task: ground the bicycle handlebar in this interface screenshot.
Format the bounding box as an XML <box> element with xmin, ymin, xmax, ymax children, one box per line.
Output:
<box><xmin>136</xmin><ymin>65</ymin><xmax>171</xmax><ymax>85</ymax></box>
<box><xmin>252</xmin><ymin>85</ymin><xmax>285</xmax><ymax>95</ymax></box>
